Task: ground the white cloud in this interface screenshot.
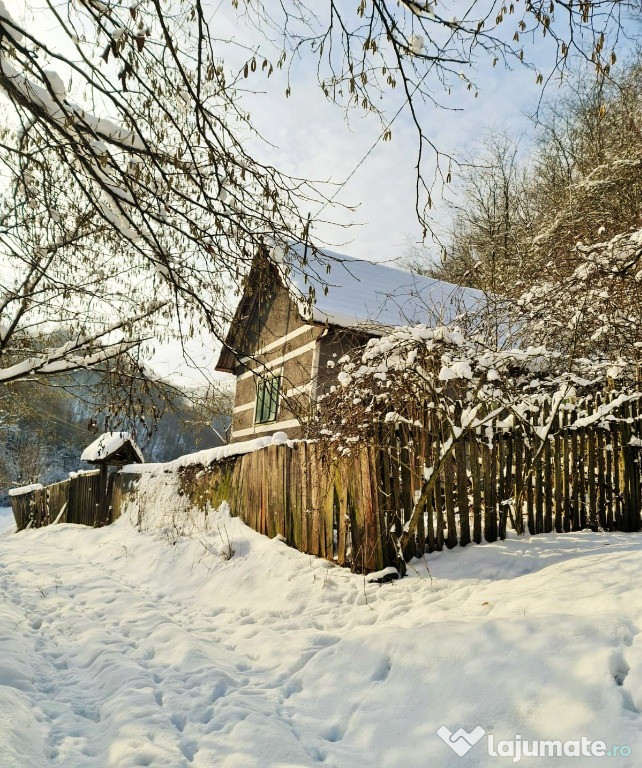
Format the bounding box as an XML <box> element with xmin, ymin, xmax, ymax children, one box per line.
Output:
<box><xmin>0</xmin><ymin>1</ymin><xmax>605</xmax><ymax>385</ymax></box>
<box><xmin>237</xmin><ymin>18</ymin><xmax>554</xmax><ymax>264</ymax></box>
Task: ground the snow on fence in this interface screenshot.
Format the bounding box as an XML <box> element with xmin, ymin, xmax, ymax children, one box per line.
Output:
<box><xmin>113</xmin><ymin>397</ymin><xmax>642</xmax><ymax>572</ymax></box>
<box><xmin>10</xmin><ymin>395</ymin><xmax>642</xmax><ymax>572</ymax></box>
<box><xmin>10</xmin><ymin>470</ymin><xmax>104</xmax><ymax>530</ymax></box>
<box><xmin>112</xmin><ymin>441</ymin><xmax>392</xmax><ymax>573</ymax></box>
<box><xmin>375</xmin><ymin>392</ymin><xmax>642</xmax><ymax>556</ymax></box>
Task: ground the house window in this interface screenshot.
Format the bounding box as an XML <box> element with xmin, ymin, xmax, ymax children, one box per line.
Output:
<box><xmin>255</xmin><ymin>373</ymin><xmax>281</xmax><ymax>424</ymax></box>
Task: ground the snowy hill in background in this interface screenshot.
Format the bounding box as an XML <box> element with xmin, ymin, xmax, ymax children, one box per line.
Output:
<box><xmin>0</xmin><ymin>374</ymin><xmax>231</xmax><ymax>501</ymax></box>
<box><xmin>0</xmin><ymin>503</ymin><xmax>641</xmax><ymax>767</ymax></box>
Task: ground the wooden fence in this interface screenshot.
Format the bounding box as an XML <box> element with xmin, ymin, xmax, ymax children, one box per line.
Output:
<box><xmin>109</xmin><ymin>396</ymin><xmax>642</xmax><ymax>573</ymax></box>
<box><xmin>377</xmin><ymin>394</ymin><xmax>642</xmax><ymax>556</ymax></box>
<box><xmin>112</xmin><ymin>441</ymin><xmax>392</xmax><ymax>573</ymax></box>
<box><xmin>10</xmin><ymin>471</ymin><xmax>105</xmax><ymax>531</ymax></box>
<box><xmin>12</xmin><ymin>395</ymin><xmax>642</xmax><ymax>573</ymax></box>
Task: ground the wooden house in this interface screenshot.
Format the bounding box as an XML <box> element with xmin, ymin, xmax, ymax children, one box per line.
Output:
<box><xmin>215</xmin><ymin>243</ymin><xmax>481</xmax><ymax>442</ymax></box>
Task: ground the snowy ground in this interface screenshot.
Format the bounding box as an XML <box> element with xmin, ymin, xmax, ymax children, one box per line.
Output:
<box><xmin>1</xmin><ymin>504</ymin><xmax>642</xmax><ymax>767</ymax></box>
<box><xmin>0</xmin><ymin>505</ymin><xmax>14</xmax><ymax>533</ymax></box>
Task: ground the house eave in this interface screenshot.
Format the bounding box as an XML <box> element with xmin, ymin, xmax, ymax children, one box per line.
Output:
<box><xmin>214</xmin><ymin>346</ymin><xmax>237</xmax><ymax>374</ymax></box>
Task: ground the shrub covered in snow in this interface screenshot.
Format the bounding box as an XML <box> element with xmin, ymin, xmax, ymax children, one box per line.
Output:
<box><xmin>515</xmin><ymin>225</ymin><xmax>642</xmax><ymax>361</ymax></box>
<box><xmin>314</xmin><ymin>323</ymin><xmax>640</xmax><ymax>446</ymax></box>
<box><xmin>311</xmin><ymin>322</ymin><xmax>642</xmax><ymax>553</ymax></box>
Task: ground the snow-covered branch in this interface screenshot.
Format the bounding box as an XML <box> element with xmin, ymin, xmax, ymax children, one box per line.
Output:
<box><xmin>0</xmin><ymin>301</ymin><xmax>166</xmax><ymax>385</ymax></box>
<box><xmin>312</xmin><ymin>322</ymin><xmax>642</xmax><ymax>550</ymax></box>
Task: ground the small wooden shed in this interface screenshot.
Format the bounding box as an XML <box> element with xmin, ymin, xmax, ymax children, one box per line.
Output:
<box><xmin>81</xmin><ymin>432</ymin><xmax>144</xmax><ymax>521</ymax></box>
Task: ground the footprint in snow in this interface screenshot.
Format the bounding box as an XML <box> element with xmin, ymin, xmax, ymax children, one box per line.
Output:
<box><xmin>283</xmin><ymin>679</ymin><xmax>303</xmax><ymax>699</ymax></box>
<box><xmin>609</xmin><ymin>651</ymin><xmax>630</xmax><ymax>687</ymax></box>
<box><xmin>609</xmin><ymin>650</ymin><xmax>638</xmax><ymax>714</ymax></box>
<box><xmin>321</xmin><ymin>722</ymin><xmax>347</xmax><ymax>743</ymax></box>
<box><xmin>71</xmin><ymin>703</ymin><xmax>101</xmax><ymax>722</ymax></box>
<box><xmin>370</xmin><ymin>654</ymin><xmax>391</xmax><ymax>683</ymax></box>
<box><xmin>170</xmin><ymin>713</ymin><xmax>186</xmax><ymax>732</ymax></box>
<box><xmin>209</xmin><ymin>680</ymin><xmax>228</xmax><ymax>703</ymax></box>
<box><xmin>197</xmin><ymin>706</ymin><xmax>213</xmax><ymax>725</ymax></box>
<box><xmin>180</xmin><ymin>738</ymin><xmax>198</xmax><ymax>763</ymax></box>
<box><xmin>307</xmin><ymin>743</ymin><xmax>327</xmax><ymax>762</ymax></box>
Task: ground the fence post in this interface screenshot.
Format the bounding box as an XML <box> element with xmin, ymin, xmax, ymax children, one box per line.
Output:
<box><xmin>554</xmin><ymin>427</ymin><xmax>563</xmax><ymax>532</ymax></box>
<box><xmin>513</xmin><ymin>432</ymin><xmax>524</xmax><ymax>535</ymax></box>
<box><xmin>455</xmin><ymin>438</ymin><xmax>470</xmax><ymax>546</ymax></box>
<box><xmin>470</xmin><ymin>439</ymin><xmax>482</xmax><ymax>543</ymax></box>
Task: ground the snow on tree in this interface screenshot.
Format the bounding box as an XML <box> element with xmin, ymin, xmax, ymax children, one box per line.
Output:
<box><xmin>311</xmin><ymin>321</ymin><xmax>642</xmax><ymax>555</ymax></box>
<box><xmin>0</xmin><ymin>0</ymin><xmax>634</xmax><ymax>399</ymax></box>
<box><xmin>514</xmin><ymin>225</ymin><xmax>642</xmax><ymax>363</ymax></box>
<box><xmin>413</xmin><ymin>55</ymin><xmax>642</xmax><ymax>360</ymax></box>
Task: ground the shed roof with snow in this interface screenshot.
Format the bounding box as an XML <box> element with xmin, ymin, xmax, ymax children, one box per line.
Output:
<box><xmin>81</xmin><ymin>432</ymin><xmax>144</xmax><ymax>465</ymax></box>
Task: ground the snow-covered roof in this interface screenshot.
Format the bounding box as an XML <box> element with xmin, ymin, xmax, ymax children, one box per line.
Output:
<box><xmin>121</xmin><ymin>431</ymin><xmax>292</xmax><ymax>475</ymax></box>
<box><xmin>8</xmin><ymin>483</ymin><xmax>44</xmax><ymax>497</ymax></box>
<box><xmin>81</xmin><ymin>432</ymin><xmax>144</xmax><ymax>464</ymax></box>
<box><xmin>275</xmin><ymin>242</ymin><xmax>484</xmax><ymax>333</ymax></box>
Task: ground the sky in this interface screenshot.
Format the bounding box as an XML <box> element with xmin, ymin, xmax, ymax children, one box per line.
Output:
<box><xmin>227</xmin><ymin>6</ymin><xmax>553</xmax><ymax>263</ymax></box>
<box><xmin>150</xmin><ymin>1</ymin><xmax>566</xmax><ymax>384</ymax></box>
<box><xmin>3</xmin><ymin>0</ymin><xmax>637</xmax><ymax>387</ymax></box>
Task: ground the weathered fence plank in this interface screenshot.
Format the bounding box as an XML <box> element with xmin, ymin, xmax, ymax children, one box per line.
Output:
<box><xmin>13</xmin><ymin>392</ymin><xmax>642</xmax><ymax>574</ymax></box>
<box><xmin>470</xmin><ymin>439</ymin><xmax>482</xmax><ymax>544</ymax></box>
<box><xmin>554</xmin><ymin>430</ymin><xmax>563</xmax><ymax>532</ymax></box>
<box><xmin>455</xmin><ymin>438</ymin><xmax>470</xmax><ymax>546</ymax></box>
<box><xmin>10</xmin><ymin>472</ymin><xmax>101</xmax><ymax>531</ymax></box>
<box><xmin>513</xmin><ymin>433</ymin><xmax>524</xmax><ymax>535</ymax></box>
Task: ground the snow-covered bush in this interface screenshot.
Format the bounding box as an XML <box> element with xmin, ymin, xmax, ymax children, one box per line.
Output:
<box><xmin>515</xmin><ymin>225</ymin><xmax>642</xmax><ymax>361</ymax></box>
<box><xmin>311</xmin><ymin>323</ymin><xmax>642</xmax><ymax>553</ymax></box>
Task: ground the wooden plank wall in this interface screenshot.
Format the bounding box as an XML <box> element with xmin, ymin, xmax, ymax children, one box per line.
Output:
<box><xmin>391</xmin><ymin>396</ymin><xmax>642</xmax><ymax>554</ymax></box>
<box><xmin>111</xmin><ymin>394</ymin><xmax>642</xmax><ymax>570</ymax></box>
<box><xmin>12</xmin><ymin>394</ymin><xmax>642</xmax><ymax>573</ymax></box>
<box><xmin>10</xmin><ymin>471</ymin><xmax>103</xmax><ymax>531</ymax></box>
<box><xmin>10</xmin><ymin>485</ymin><xmax>51</xmax><ymax>530</ymax></box>
<box><xmin>165</xmin><ymin>442</ymin><xmax>393</xmax><ymax>573</ymax></box>
<box><xmin>68</xmin><ymin>472</ymin><xmax>104</xmax><ymax>527</ymax></box>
